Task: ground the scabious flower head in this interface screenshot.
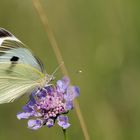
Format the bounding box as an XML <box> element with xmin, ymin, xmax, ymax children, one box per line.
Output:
<box><xmin>17</xmin><ymin>77</ymin><xmax>79</xmax><ymax>130</ymax></box>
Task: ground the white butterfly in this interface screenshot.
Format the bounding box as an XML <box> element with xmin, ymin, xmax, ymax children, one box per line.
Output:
<box><xmin>0</xmin><ymin>28</ymin><xmax>53</xmax><ymax>104</ymax></box>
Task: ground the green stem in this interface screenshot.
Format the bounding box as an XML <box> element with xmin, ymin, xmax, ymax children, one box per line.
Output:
<box><xmin>63</xmin><ymin>129</ymin><xmax>68</xmax><ymax>140</ymax></box>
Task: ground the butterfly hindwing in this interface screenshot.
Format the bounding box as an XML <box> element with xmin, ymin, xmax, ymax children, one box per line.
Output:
<box><xmin>0</xmin><ymin>62</ymin><xmax>45</xmax><ymax>103</ymax></box>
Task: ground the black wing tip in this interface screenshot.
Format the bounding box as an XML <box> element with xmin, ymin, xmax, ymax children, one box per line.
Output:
<box><xmin>0</xmin><ymin>28</ymin><xmax>13</xmax><ymax>38</ymax></box>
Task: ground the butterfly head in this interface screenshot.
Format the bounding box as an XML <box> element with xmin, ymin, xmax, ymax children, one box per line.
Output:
<box><xmin>45</xmin><ymin>62</ymin><xmax>64</xmax><ymax>85</ymax></box>
<box><xmin>45</xmin><ymin>74</ymin><xmax>55</xmax><ymax>84</ymax></box>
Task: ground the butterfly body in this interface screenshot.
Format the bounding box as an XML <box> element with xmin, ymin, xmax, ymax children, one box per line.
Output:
<box><xmin>0</xmin><ymin>28</ymin><xmax>50</xmax><ymax>104</ymax></box>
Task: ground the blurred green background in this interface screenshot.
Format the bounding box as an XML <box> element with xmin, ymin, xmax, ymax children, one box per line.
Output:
<box><xmin>0</xmin><ymin>0</ymin><xmax>140</xmax><ymax>140</ymax></box>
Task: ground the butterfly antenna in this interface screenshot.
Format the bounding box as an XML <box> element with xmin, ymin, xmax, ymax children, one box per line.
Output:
<box><xmin>51</xmin><ymin>61</ymin><xmax>64</xmax><ymax>78</ymax></box>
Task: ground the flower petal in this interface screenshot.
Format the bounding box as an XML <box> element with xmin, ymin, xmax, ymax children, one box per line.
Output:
<box><xmin>65</xmin><ymin>101</ymin><xmax>73</xmax><ymax>110</ymax></box>
<box><xmin>37</xmin><ymin>89</ymin><xmax>47</xmax><ymax>99</ymax></box>
<box><xmin>57</xmin><ymin>115</ymin><xmax>70</xmax><ymax>129</ymax></box>
<box><xmin>44</xmin><ymin>85</ymin><xmax>55</xmax><ymax>95</ymax></box>
<box><xmin>57</xmin><ymin>77</ymin><xmax>70</xmax><ymax>93</ymax></box>
<box><xmin>64</xmin><ymin>86</ymin><xmax>80</xmax><ymax>101</ymax></box>
<box><xmin>22</xmin><ymin>105</ymin><xmax>33</xmax><ymax>112</ymax></box>
<box><xmin>17</xmin><ymin>112</ymin><xmax>31</xmax><ymax>119</ymax></box>
<box><xmin>62</xmin><ymin>77</ymin><xmax>70</xmax><ymax>86</ymax></box>
<box><xmin>46</xmin><ymin>119</ymin><xmax>54</xmax><ymax>128</ymax></box>
<box><xmin>28</xmin><ymin>119</ymin><xmax>43</xmax><ymax>130</ymax></box>
<box><xmin>28</xmin><ymin>94</ymin><xmax>36</xmax><ymax>106</ymax></box>
<box><xmin>22</xmin><ymin>93</ymin><xmax>37</xmax><ymax>112</ymax></box>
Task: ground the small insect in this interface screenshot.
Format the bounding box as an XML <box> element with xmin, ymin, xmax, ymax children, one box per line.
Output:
<box><xmin>77</xmin><ymin>70</ymin><xmax>82</xmax><ymax>73</ymax></box>
<box><xmin>0</xmin><ymin>28</ymin><xmax>56</xmax><ymax>104</ymax></box>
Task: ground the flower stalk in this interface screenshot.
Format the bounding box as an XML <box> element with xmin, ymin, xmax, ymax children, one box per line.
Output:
<box><xmin>63</xmin><ymin>129</ymin><xmax>68</xmax><ymax>140</ymax></box>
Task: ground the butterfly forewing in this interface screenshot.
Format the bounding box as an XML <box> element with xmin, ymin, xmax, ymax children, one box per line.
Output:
<box><xmin>0</xmin><ymin>39</ymin><xmax>45</xmax><ymax>73</ymax></box>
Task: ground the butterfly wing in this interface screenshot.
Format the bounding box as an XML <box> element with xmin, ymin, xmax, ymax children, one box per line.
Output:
<box><xmin>0</xmin><ymin>63</ymin><xmax>46</xmax><ymax>103</ymax></box>
<box><xmin>0</xmin><ymin>28</ymin><xmax>46</xmax><ymax>103</ymax></box>
<box><xmin>0</xmin><ymin>30</ymin><xmax>45</xmax><ymax>73</ymax></box>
